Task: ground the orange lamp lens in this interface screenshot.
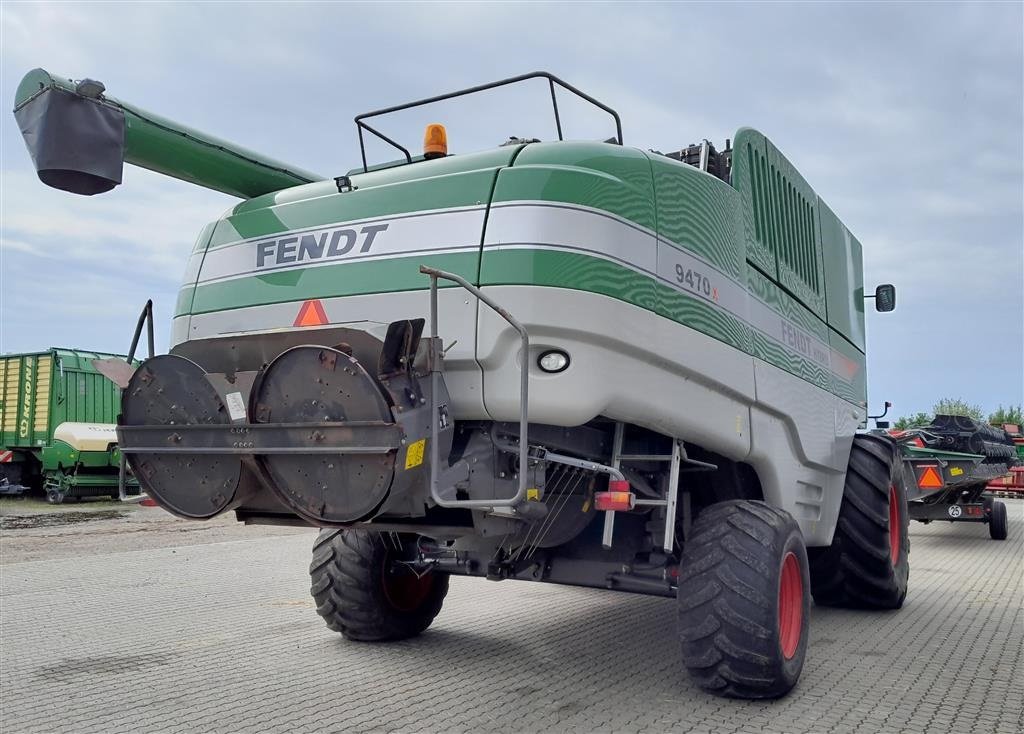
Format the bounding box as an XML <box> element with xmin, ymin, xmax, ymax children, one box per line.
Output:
<box><xmin>424</xmin><ymin>123</ymin><xmax>448</xmax><ymax>158</ymax></box>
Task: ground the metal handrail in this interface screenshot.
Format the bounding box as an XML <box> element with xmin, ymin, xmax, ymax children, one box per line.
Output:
<box><xmin>419</xmin><ymin>265</ymin><xmax>530</xmax><ymax>509</ymax></box>
<box><xmin>119</xmin><ymin>299</ymin><xmax>156</xmax><ymax>503</ymax></box>
<box><xmin>356</xmin><ymin>71</ymin><xmax>624</xmax><ymax>173</ymax></box>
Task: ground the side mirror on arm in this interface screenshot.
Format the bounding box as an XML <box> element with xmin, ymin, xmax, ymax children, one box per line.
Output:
<box><xmin>873</xmin><ymin>284</ymin><xmax>897</xmax><ymax>312</ymax></box>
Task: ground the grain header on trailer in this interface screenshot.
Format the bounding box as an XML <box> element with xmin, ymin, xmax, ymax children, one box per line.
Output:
<box><xmin>17</xmin><ymin>68</ymin><xmax>911</xmax><ymax>698</ymax></box>
<box><xmin>894</xmin><ymin>415</ymin><xmax>1020</xmax><ymax>540</ymax></box>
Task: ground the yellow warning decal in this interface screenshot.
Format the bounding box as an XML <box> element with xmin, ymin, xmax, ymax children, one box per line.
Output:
<box><xmin>950</xmin><ymin>466</ymin><xmax>963</xmax><ymax>476</ymax></box>
<box><xmin>405</xmin><ymin>439</ymin><xmax>426</xmax><ymax>470</ymax></box>
<box><xmin>526</xmin><ymin>488</ymin><xmax>540</xmax><ymax>501</ymax></box>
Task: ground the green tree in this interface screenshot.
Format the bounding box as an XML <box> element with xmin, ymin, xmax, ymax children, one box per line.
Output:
<box><xmin>988</xmin><ymin>404</ymin><xmax>1023</xmax><ymax>426</ymax></box>
<box><xmin>893</xmin><ymin>412</ymin><xmax>932</xmax><ymax>431</ymax></box>
<box><xmin>932</xmin><ymin>397</ymin><xmax>983</xmax><ymax>421</ymax></box>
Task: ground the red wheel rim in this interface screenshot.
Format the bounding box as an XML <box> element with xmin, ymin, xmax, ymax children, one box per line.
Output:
<box><xmin>778</xmin><ymin>551</ymin><xmax>803</xmax><ymax>660</ymax></box>
<box><xmin>888</xmin><ymin>484</ymin><xmax>900</xmax><ymax>564</ymax></box>
<box><xmin>382</xmin><ymin>559</ymin><xmax>434</xmax><ymax>612</ymax></box>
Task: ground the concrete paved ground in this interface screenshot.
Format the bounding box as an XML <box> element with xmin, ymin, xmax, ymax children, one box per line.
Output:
<box><xmin>1</xmin><ymin>499</ymin><xmax>1022</xmax><ymax>733</ymax></box>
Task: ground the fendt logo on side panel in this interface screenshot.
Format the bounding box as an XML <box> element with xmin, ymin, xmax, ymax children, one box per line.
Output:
<box><xmin>255</xmin><ymin>223</ymin><xmax>389</xmax><ymax>269</ymax></box>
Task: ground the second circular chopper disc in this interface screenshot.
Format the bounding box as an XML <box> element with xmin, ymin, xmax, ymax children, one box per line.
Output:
<box><xmin>251</xmin><ymin>345</ymin><xmax>396</xmax><ymax>525</ymax></box>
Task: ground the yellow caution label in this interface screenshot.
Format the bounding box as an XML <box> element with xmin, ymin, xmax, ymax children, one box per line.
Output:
<box><xmin>405</xmin><ymin>439</ymin><xmax>426</xmax><ymax>469</ymax></box>
<box><xmin>950</xmin><ymin>466</ymin><xmax>963</xmax><ymax>476</ymax></box>
<box><xmin>526</xmin><ymin>488</ymin><xmax>540</xmax><ymax>501</ymax></box>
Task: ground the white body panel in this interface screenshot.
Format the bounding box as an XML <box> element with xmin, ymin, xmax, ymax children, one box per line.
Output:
<box><xmin>174</xmin><ymin>289</ymin><xmax>488</xmax><ymax>417</ymax></box>
<box><xmin>475</xmin><ymin>286</ymin><xmax>862</xmax><ymax>545</ymax></box>
<box><xmin>53</xmin><ymin>422</ymin><xmax>118</xmax><ymax>452</ymax></box>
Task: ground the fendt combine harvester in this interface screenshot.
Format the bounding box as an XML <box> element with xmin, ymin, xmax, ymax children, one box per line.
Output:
<box><xmin>18</xmin><ymin>69</ymin><xmax>917</xmax><ymax>698</ymax></box>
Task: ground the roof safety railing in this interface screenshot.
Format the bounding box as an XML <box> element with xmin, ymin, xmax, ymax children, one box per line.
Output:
<box><xmin>355</xmin><ymin>71</ymin><xmax>624</xmax><ymax>173</ymax></box>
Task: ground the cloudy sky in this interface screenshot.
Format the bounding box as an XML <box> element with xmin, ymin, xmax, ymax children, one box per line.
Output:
<box><xmin>1</xmin><ymin>1</ymin><xmax>1021</xmax><ymax>421</ymax></box>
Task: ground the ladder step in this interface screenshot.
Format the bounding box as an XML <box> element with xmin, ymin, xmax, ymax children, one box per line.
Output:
<box><xmin>618</xmin><ymin>454</ymin><xmax>674</xmax><ymax>462</ymax></box>
<box><xmin>634</xmin><ymin>499</ymin><xmax>668</xmax><ymax>507</ymax></box>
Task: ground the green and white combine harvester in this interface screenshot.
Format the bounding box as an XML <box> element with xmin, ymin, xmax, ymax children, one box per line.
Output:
<box><xmin>15</xmin><ymin>69</ymin><xmax>1015</xmax><ymax>698</ymax></box>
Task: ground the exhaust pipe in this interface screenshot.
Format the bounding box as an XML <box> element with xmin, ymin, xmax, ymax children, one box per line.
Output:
<box><xmin>13</xmin><ymin>68</ymin><xmax>321</xmax><ymax>198</ymax></box>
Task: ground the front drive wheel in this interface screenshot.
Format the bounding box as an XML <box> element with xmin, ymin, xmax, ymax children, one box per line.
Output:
<box><xmin>808</xmin><ymin>433</ymin><xmax>910</xmax><ymax>609</ymax></box>
<box><xmin>677</xmin><ymin>500</ymin><xmax>811</xmax><ymax>699</ymax></box>
<box><xmin>989</xmin><ymin>500</ymin><xmax>1008</xmax><ymax>540</ymax></box>
<box><xmin>310</xmin><ymin>529</ymin><xmax>449</xmax><ymax>641</ymax></box>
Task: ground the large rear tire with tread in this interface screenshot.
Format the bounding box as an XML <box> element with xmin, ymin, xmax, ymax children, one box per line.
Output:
<box><xmin>310</xmin><ymin>529</ymin><xmax>449</xmax><ymax>641</ymax></box>
<box><xmin>808</xmin><ymin>434</ymin><xmax>909</xmax><ymax>609</ymax></box>
<box><xmin>989</xmin><ymin>500</ymin><xmax>1008</xmax><ymax>540</ymax></box>
<box><xmin>677</xmin><ymin>500</ymin><xmax>811</xmax><ymax>700</ymax></box>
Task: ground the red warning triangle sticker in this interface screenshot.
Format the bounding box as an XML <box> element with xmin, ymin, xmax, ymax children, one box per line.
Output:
<box><xmin>917</xmin><ymin>465</ymin><xmax>944</xmax><ymax>489</ymax></box>
<box><xmin>294</xmin><ymin>299</ymin><xmax>328</xmax><ymax>327</ymax></box>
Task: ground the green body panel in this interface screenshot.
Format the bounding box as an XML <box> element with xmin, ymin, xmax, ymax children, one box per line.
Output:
<box><xmin>828</xmin><ymin>330</ymin><xmax>868</xmax><ymax>406</ymax></box>
<box><xmin>490</xmin><ymin>142</ymin><xmax>657</xmax><ymax>231</ymax></box>
<box><xmin>182</xmin><ymin>137</ymin><xmax>869</xmax><ymax>407</ymax></box>
<box><xmin>39</xmin><ymin>439</ymin><xmax>76</xmax><ymax>471</ymax></box>
<box><xmin>764</xmin><ymin>138</ymin><xmax>826</xmax><ymax>320</ymax></box>
<box><xmin>14</xmin><ymin>69</ymin><xmax>321</xmax><ymax>199</ymax></box>
<box><xmin>207</xmin><ymin>160</ymin><xmax>512</xmax><ymax>249</ymax></box>
<box><xmin>0</xmin><ymin>349</ymin><xmax>123</xmax><ymax>452</ymax></box>
<box><xmin>818</xmin><ymin>200</ymin><xmax>867</xmax><ymax>350</ymax></box>
<box><xmin>731</xmin><ymin>129</ymin><xmax>778</xmax><ymax>278</ymax></box>
<box><xmin>901</xmin><ymin>446</ymin><xmax>984</xmax><ymax>461</ymax></box>
<box><xmin>648</xmin><ymin>156</ymin><xmax>745</xmax><ymax>280</ymax></box>
<box><xmin>731</xmin><ymin>129</ymin><xmax>827</xmax><ymax>320</ymax></box>
<box><xmin>746</xmin><ymin>268</ymin><xmax>833</xmax><ymax>393</ymax></box>
<box><xmin>179</xmin><ymin>150</ymin><xmax>520</xmax><ymax>317</ymax></box>
<box><xmin>188</xmin><ymin>251</ymin><xmax>479</xmax><ymax>315</ymax></box>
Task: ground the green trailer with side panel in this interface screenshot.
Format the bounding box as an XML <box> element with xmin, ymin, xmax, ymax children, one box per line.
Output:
<box><xmin>0</xmin><ymin>348</ymin><xmax>138</xmax><ymax>502</ymax></box>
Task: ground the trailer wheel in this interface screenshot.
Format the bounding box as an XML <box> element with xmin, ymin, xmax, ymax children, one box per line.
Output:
<box><xmin>677</xmin><ymin>500</ymin><xmax>810</xmax><ymax>699</ymax></box>
<box><xmin>309</xmin><ymin>529</ymin><xmax>448</xmax><ymax>641</ymax></box>
<box><xmin>808</xmin><ymin>434</ymin><xmax>909</xmax><ymax>609</ymax></box>
<box><xmin>989</xmin><ymin>500</ymin><xmax>1008</xmax><ymax>540</ymax></box>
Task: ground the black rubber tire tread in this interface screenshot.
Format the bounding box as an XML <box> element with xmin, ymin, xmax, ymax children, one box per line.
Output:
<box><xmin>310</xmin><ymin>529</ymin><xmax>449</xmax><ymax>641</ymax></box>
<box><xmin>808</xmin><ymin>434</ymin><xmax>909</xmax><ymax>609</ymax></box>
<box><xmin>989</xmin><ymin>500</ymin><xmax>1008</xmax><ymax>540</ymax></box>
<box><xmin>677</xmin><ymin>500</ymin><xmax>810</xmax><ymax>700</ymax></box>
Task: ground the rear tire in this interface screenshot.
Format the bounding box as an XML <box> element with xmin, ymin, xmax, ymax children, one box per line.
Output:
<box><xmin>809</xmin><ymin>434</ymin><xmax>909</xmax><ymax>609</ymax></box>
<box><xmin>310</xmin><ymin>529</ymin><xmax>448</xmax><ymax>641</ymax></box>
<box><xmin>677</xmin><ymin>500</ymin><xmax>811</xmax><ymax>699</ymax></box>
<box><xmin>989</xmin><ymin>500</ymin><xmax>1008</xmax><ymax>540</ymax></box>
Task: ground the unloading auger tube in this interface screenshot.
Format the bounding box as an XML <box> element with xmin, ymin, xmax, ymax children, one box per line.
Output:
<box><xmin>13</xmin><ymin>68</ymin><xmax>321</xmax><ymax>198</ymax></box>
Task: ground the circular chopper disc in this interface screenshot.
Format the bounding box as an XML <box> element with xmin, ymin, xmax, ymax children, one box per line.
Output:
<box><xmin>251</xmin><ymin>345</ymin><xmax>396</xmax><ymax>525</ymax></box>
<box><xmin>121</xmin><ymin>354</ymin><xmax>242</xmax><ymax>519</ymax></box>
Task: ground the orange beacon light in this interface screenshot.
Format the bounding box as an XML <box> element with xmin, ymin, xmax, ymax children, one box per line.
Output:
<box><xmin>423</xmin><ymin>123</ymin><xmax>448</xmax><ymax>159</ymax></box>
